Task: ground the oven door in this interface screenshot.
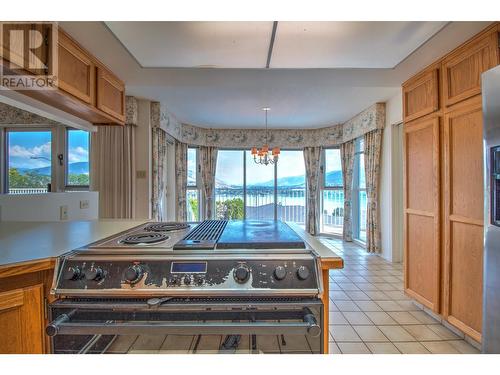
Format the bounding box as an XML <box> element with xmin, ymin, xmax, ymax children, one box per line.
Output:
<box><xmin>47</xmin><ymin>297</ymin><xmax>324</xmax><ymax>354</ymax></box>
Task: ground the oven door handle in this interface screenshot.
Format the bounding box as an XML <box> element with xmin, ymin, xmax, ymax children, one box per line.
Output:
<box><xmin>46</xmin><ymin>310</ymin><xmax>321</xmax><ymax>338</ymax></box>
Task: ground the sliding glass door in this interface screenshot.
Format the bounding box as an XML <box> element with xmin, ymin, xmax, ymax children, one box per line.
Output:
<box><xmin>214</xmin><ymin>149</ymin><xmax>305</xmax><ymax>225</ymax></box>
<box><xmin>245</xmin><ymin>150</ymin><xmax>275</xmax><ymax>220</ymax></box>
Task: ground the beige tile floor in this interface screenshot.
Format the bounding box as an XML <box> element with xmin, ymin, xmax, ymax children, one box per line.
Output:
<box><xmin>320</xmin><ymin>237</ymin><xmax>481</xmax><ymax>354</ymax></box>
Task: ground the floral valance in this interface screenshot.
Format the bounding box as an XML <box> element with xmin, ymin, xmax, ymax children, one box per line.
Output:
<box><xmin>155</xmin><ymin>102</ymin><xmax>385</xmax><ymax>148</ymax></box>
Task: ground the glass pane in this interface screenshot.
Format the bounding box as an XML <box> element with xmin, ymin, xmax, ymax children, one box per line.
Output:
<box><xmin>359</xmin><ymin>190</ymin><xmax>367</xmax><ymax>242</ymax></box>
<box><xmin>277</xmin><ymin>150</ymin><xmax>305</xmax><ymax>225</ymax></box>
<box><xmin>7</xmin><ymin>130</ymin><xmax>52</xmax><ymax>194</ymax></box>
<box><xmin>245</xmin><ymin>150</ymin><xmax>275</xmax><ymax>220</ymax></box>
<box><xmin>67</xmin><ymin>130</ymin><xmax>90</xmax><ymax>186</ymax></box>
<box><xmin>321</xmin><ymin>190</ymin><xmax>344</xmax><ymax>235</ymax></box>
<box><xmin>359</xmin><ymin>153</ymin><xmax>366</xmax><ymax>189</ymax></box>
<box><xmin>187</xmin><ymin>148</ymin><xmax>197</xmax><ymax>186</ymax></box>
<box><xmin>324</xmin><ymin>149</ymin><xmax>343</xmax><ymax>187</ymax></box>
<box><xmin>186</xmin><ymin>189</ymin><xmax>199</xmax><ymax>221</ymax></box>
<box><xmin>215</xmin><ymin>150</ymin><xmax>244</xmax><ymax>220</ymax></box>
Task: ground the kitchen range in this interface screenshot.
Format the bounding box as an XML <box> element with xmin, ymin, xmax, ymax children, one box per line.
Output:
<box><xmin>47</xmin><ymin>220</ymin><xmax>325</xmax><ymax>354</ymax></box>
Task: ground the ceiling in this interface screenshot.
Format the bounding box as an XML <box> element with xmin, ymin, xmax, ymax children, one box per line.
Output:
<box><xmin>105</xmin><ymin>21</ymin><xmax>447</xmax><ymax>69</ymax></box>
<box><xmin>59</xmin><ymin>21</ymin><xmax>492</xmax><ymax>129</ymax></box>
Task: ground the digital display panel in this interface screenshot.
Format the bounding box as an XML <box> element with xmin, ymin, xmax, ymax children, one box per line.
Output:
<box><xmin>171</xmin><ymin>262</ymin><xmax>207</xmax><ymax>273</ymax></box>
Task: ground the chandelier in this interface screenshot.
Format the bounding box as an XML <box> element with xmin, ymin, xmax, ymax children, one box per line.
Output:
<box><xmin>251</xmin><ymin>107</ymin><xmax>280</xmax><ymax>165</ymax></box>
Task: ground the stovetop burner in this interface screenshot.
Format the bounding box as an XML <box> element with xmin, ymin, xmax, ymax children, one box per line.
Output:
<box><xmin>121</xmin><ymin>232</ymin><xmax>170</xmax><ymax>245</ymax></box>
<box><xmin>144</xmin><ymin>222</ymin><xmax>190</xmax><ymax>232</ymax></box>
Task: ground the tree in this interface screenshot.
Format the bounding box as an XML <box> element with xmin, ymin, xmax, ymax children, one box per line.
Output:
<box><xmin>8</xmin><ymin>168</ymin><xmax>50</xmax><ymax>188</ymax></box>
<box><xmin>68</xmin><ymin>174</ymin><xmax>90</xmax><ymax>185</ymax></box>
<box><xmin>216</xmin><ymin>198</ymin><xmax>244</xmax><ymax>220</ymax></box>
<box><xmin>188</xmin><ymin>197</ymin><xmax>199</xmax><ymax>221</ymax></box>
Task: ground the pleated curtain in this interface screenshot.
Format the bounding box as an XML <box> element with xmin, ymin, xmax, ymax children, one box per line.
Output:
<box><xmin>175</xmin><ymin>141</ymin><xmax>188</xmax><ymax>222</ymax></box>
<box><xmin>90</xmin><ymin>124</ymin><xmax>136</xmax><ymax>218</ymax></box>
<box><xmin>199</xmin><ymin>146</ymin><xmax>218</xmax><ymax>220</ymax></box>
<box><xmin>151</xmin><ymin>127</ymin><xmax>168</xmax><ymax>221</ymax></box>
<box><xmin>340</xmin><ymin>140</ymin><xmax>355</xmax><ymax>241</ymax></box>
<box><xmin>364</xmin><ymin>129</ymin><xmax>383</xmax><ymax>253</ymax></box>
<box><xmin>303</xmin><ymin>146</ymin><xmax>322</xmax><ymax>235</ymax></box>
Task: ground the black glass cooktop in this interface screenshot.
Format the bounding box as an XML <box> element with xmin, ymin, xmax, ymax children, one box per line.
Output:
<box><xmin>216</xmin><ymin>220</ymin><xmax>306</xmax><ymax>249</ymax></box>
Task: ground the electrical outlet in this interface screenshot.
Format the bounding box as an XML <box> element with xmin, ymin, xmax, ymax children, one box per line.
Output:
<box><xmin>60</xmin><ymin>205</ymin><xmax>68</xmax><ymax>221</ymax></box>
<box><xmin>80</xmin><ymin>200</ymin><xmax>89</xmax><ymax>209</ymax></box>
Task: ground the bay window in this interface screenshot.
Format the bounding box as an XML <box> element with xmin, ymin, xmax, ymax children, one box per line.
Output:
<box><xmin>320</xmin><ymin>148</ymin><xmax>344</xmax><ymax>235</ymax></box>
<box><xmin>186</xmin><ymin>147</ymin><xmax>201</xmax><ymax>221</ymax></box>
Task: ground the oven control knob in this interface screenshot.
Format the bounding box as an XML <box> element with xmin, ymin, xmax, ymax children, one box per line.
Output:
<box><xmin>297</xmin><ymin>266</ymin><xmax>310</xmax><ymax>281</ymax></box>
<box><xmin>194</xmin><ymin>275</ymin><xmax>204</xmax><ymax>285</ymax></box>
<box><xmin>124</xmin><ymin>265</ymin><xmax>143</xmax><ymax>284</ymax></box>
<box><xmin>274</xmin><ymin>266</ymin><xmax>287</xmax><ymax>280</ymax></box>
<box><xmin>234</xmin><ymin>265</ymin><xmax>250</xmax><ymax>284</ymax></box>
<box><xmin>183</xmin><ymin>275</ymin><xmax>191</xmax><ymax>285</ymax></box>
<box><xmin>85</xmin><ymin>267</ymin><xmax>104</xmax><ymax>281</ymax></box>
<box><xmin>63</xmin><ymin>266</ymin><xmax>81</xmax><ymax>281</ymax></box>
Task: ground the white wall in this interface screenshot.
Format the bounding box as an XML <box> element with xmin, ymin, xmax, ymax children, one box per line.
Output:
<box><xmin>0</xmin><ymin>191</ymin><xmax>98</xmax><ymax>221</ymax></box>
<box><xmin>135</xmin><ymin>99</ymin><xmax>152</xmax><ymax>220</ymax></box>
<box><xmin>380</xmin><ymin>91</ymin><xmax>403</xmax><ymax>262</ymax></box>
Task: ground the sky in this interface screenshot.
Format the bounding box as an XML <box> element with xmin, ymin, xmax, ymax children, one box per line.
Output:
<box><xmin>8</xmin><ymin>130</ymin><xmax>89</xmax><ymax>169</ymax></box>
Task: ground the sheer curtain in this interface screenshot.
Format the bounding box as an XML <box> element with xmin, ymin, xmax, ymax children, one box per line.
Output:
<box><xmin>364</xmin><ymin>129</ymin><xmax>383</xmax><ymax>253</ymax></box>
<box><xmin>90</xmin><ymin>124</ymin><xmax>136</xmax><ymax>218</ymax></box>
<box><xmin>152</xmin><ymin>127</ymin><xmax>168</xmax><ymax>221</ymax></box>
<box><xmin>303</xmin><ymin>146</ymin><xmax>322</xmax><ymax>235</ymax></box>
<box><xmin>340</xmin><ymin>140</ymin><xmax>355</xmax><ymax>241</ymax></box>
<box><xmin>199</xmin><ymin>146</ymin><xmax>218</xmax><ymax>220</ymax></box>
<box><xmin>175</xmin><ymin>141</ymin><xmax>188</xmax><ymax>222</ymax></box>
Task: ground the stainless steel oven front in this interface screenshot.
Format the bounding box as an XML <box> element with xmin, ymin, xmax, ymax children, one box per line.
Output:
<box><xmin>47</xmin><ymin>297</ymin><xmax>324</xmax><ymax>354</ymax></box>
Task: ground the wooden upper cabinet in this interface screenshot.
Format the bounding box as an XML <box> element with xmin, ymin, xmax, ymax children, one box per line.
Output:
<box><xmin>403</xmin><ymin>115</ymin><xmax>441</xmax><ymax>312</ymax></box>
<box><xmin>442</xmin><ymin>29</ymin><xmax>499</xmax><ymax>107</ymax></box>
<box><xmin>443</xmin><ymin>97</ymin><xmax>484</xmax><ymax>342</ymax></box>
<box><xmin>57</xmin><ymin>30</ymin><xmax>95</xmax><ymax>105</ymax></box>
<box><xmin>403</xmin><ymin>67</ymin><xmax>439</xmax><ymax>122</ymax></box>
<box><xmin>0</xmin><ymin>285</ymin><xmax>44</xmax><ymax>354</ymax></box>
<box><xmin>96</xmin><ymin>65</ymin><xmax>126</xmax><ymax>123</ymax></box>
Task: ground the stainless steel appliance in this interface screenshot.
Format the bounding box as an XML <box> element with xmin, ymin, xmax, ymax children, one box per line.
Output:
<box><xmin>47</xmin><ymin>220</ymin><xmax>324</xmax><ymax>354</ymax></box>
<box><xmin>482</xmin><ymin>65</ymin><xmax>500</xmax><ymax>353</ymax></box>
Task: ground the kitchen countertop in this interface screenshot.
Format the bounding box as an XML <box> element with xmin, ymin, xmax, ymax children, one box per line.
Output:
<box><xmin>0</xmin><ymin>220</ymin><xmax>343</xmax><ymax>271</ymax></box>
<box><xmin>0</xmin><ymin>220</ymin><xmax>147</xmax><ymax>268</ymax></box>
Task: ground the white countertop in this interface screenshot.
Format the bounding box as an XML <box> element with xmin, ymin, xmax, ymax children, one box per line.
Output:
<box><xmin>0</xmin><ymin>220</ymin><xmax>343</xmax><ymax>269</ymax></box>
<box><xmin>0</xmin><ymin>220</ymin><xmax>147</xmax><ymax>267</ymax></box>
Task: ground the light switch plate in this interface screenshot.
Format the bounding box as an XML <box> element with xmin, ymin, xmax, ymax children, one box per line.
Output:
<box><xmin>136</xmin><ymin>170</ymin><xmax>147</xmax><ymax>179</ymax></box>
<box><xmin>60</xmin><ymin>205</ymin><xmax>68</xmax><ymax>220</ymax></box>
<box><xmin>80</xmin><ymin>200</ymin><xmax>89</xmax><ymax>209</ymax></box>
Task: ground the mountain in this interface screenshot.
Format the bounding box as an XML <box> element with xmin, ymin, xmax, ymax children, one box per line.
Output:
<box><xmin>242</xmin><ymin>170</ymin><xmax>343</xmax><ymax>188</ymax></box>
<box><xmin>15</xmin><ymin>162</ymin><xmax>89</xmax><ymax>176</ymax></box>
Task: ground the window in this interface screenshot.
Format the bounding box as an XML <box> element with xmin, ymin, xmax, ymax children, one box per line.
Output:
<box><xmin>6</xmin><ymin>129</ymin><xmax>53</xmax><ymax>194</ymax></box>
<box><xmin>215</xmin><ymin>150</ymin><xmax>244</xmax><ymax>220</ymax></box>
<box><xmin>213</xmin><ymin>149</ymin><xmax>305</xmax><ymax>225</ymax></box>
<box><xmin>245</xmin><ymin>150</ymin><xmax>275</xmax><ymax>220</ymax></box>
<box><xmin>186</xmin><ymin>147</ymin><xmax>200</xmax><ymax>221</ymax></box>
<box><xmin>353</xmin><ymin>138</ymin><xmax>367</xmax><ymax>242</ymax></box>
<box><xmin>66</xmin><ymin>129</ymin><xmax>90</xmax><ymax>187</ymax></box>
<box><xmin>276</xmin><ymin>150</ymin><xmax>305</xmax><ymax>224</ymax></box>
<box><xmin>320</xmin><ymin>148</ymin><xmax>344</xmax><ymax>235</ymax></box>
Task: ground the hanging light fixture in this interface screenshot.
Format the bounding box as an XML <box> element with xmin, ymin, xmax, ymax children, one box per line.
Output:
<box><xmin>251</xmin><ymin>107</ymin><xmax>280</xmax><ymax>165</ymax></box>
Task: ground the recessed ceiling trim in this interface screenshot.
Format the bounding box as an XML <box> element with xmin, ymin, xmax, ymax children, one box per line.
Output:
<box><xmin>266</xmin><ymin>21</ymin><xmax>278</xmax><ymax>69</ymax></box>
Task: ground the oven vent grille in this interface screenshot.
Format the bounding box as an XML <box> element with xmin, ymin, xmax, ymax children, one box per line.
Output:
<box><xmin>173</xmin><ymin>220</ymin><xmax>228</xmax><ymax>250</ymax></box>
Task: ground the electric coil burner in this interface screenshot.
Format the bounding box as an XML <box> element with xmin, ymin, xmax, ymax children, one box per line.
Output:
<box><xmin>144</xmin><ymin>222</ymin><xmax>190</xmax><ymax>232</ymax></box>
<box><xmin>121</xmin><ymin>232</ymin><xmax>169</xmax><ymax>245</ymax></box>
<box><xmin>48</xmin><ymin>220</ymin><xmax>325</xmax><ymax>354</ymax></box>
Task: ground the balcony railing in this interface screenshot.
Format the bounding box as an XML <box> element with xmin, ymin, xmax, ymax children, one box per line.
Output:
<box><xmin>321</xmin><ymin>190</ymin><xmax>344</xmax><ymax>235</ymax></box>
<box><xmin>8</xmin><ymin>187</ymin><xmax>48</xmax><ymax>194</ymax></box>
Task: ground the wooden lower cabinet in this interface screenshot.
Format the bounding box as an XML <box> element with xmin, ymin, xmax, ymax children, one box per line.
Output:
<box><xmin>442</xmin><ymin>97</ymin><xmax>484</xmax><ymax>342</ymax></box>
<box><xmin>0</xmin><ymin>259</ymin><xmax>55</xmax><ymax>353</ymax></box>
<box><xmin>0</xmin><ymin>285</ymin><xmax>45</xmax><ymax>353</ymax></box>
<box><xmin>403</xmin><ymin>114</ymin><xmax>441</xmax><ymax>312</ymax></box>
